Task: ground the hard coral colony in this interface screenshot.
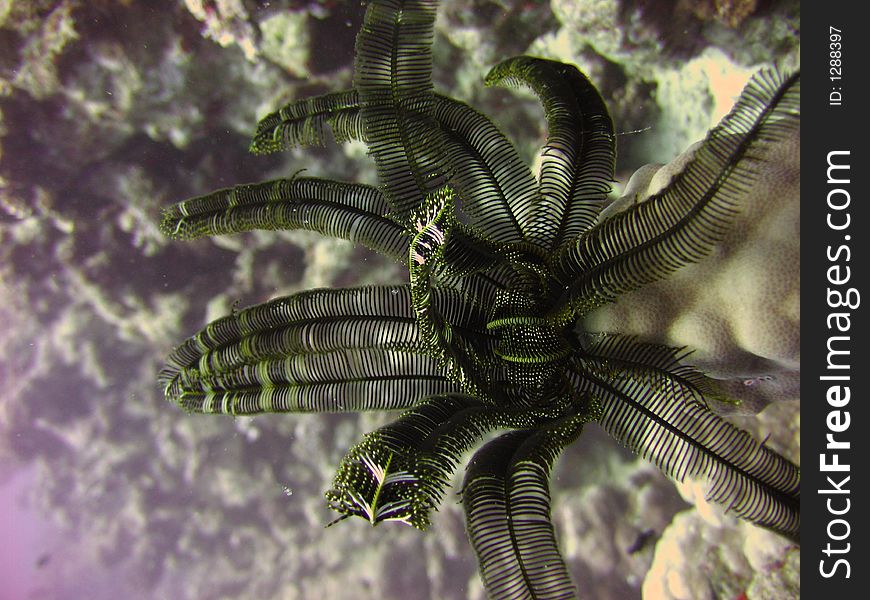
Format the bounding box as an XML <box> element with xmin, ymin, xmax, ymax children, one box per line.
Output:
<box><xmin>158</xmin><ymin>1</ymin><xmax>800</xmax><ymax>598</ymax></box>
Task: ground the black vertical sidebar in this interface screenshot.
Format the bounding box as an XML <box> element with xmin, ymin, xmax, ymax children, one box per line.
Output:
<box><xmin>803</xmin><ymin>2</ymin><xmax>868</xmax><ymax>596</ymax></box>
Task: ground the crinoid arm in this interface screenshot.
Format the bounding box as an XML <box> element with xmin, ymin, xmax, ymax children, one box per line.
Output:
<box><xmin>552</xmin><ymin>69</ymin><xmax>801</xmax><ymax>316</ymax></box>
<box><xmin>572</xmin><ymin>335</ymin><xmax>800</xmax><ymax>542</ymax></box>
<box><xmin>326</xmin><ymin>394</ymin><xmax>548</xmax><ymax>530</ymax></box>
<box><xmin>248</xmin><ymin>87</ymin><xmax>541</xmax><ymax>246</ymax></box>
<box><xmin>159</xmin><ymin>176</ymin><xmax>409</xmax><ymax>262</ymax></box>
<box><xmin>249</xmin><ymin>90</ymin><xmax>364</xmax><ymax>154</ymax></box>
<box><xmin>353</xmin><ymin>0</ymin><xmax>449</xmax><ymax>222</ymax></box>
<box><xmin>159</xmin><ymin>286</ymin><xmax>459</xmax><ymax>415</ymax></box>
<box><xmin>462</xmin><ymin>411</ymin><xmax>594</xmax><ymax>600</ymax></box>
<box><xmin>486</xmin><ymin>56</ymin><xmax>616</xmax><ymax>249</ymax></box>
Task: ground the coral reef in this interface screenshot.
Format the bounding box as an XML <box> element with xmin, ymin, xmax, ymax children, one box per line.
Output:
<box><xmin>0</xmin><ymin>1</ymin><xmax>799</xmax><ymax>598</ymax></box>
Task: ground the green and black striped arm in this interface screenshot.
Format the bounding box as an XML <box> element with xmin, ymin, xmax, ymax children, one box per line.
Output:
<box><xmin>568</xmin><ymin>342</ymin><xmax>800</xmax><ymax>541</ymax></box>
<box><xmin>486</xmin><ymin>56</ymin><xmax>616</xmax><ymax>251</ymax></box>
<box><xmin>577</xmin><ymin>334</ymin><xmax>726</xmax><ymax>407</ymax></box>
<box><xmin>160</xmin><ymin>286</ymin><xmax>460</xmax><ymax>415</ymax></box>
<box><xmin>354</xmin><ymin>0</ymin><xmax>449</xmax><ymax>222</ymax></box>
<box><xmin>462</xmin><ymin>409</ymin><xmax>595</xmax><ymax>599</ymax></box>
<box><xmin>247</xmin><ymin>90</ymin><xmax>543</xmax><ymax>248</ymax></box>
<box><xmin>325</xmin><ymin>394</ymin><xmax>550</xmax><ymax>530</ymax></box>
<box><xmin>159</xmin><ymin>176</ymin><xmax>409</xmax><ymax>264</ymax></box>
<box><xmin>249</xmin><ymin>90</ymin><xmax>363</xmax><ymax>154</ymax></box>
<box><xmin>552</xmin><ymin>69</ymin><xmax>801</xmax><ymax>317</ymax></box>
<box><xmin>432</xmin><ymin>95</ymin><xmax>539</xmax><ymax>244</ymax></box>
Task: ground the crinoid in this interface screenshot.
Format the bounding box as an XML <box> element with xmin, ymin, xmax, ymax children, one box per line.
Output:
<box><xmin>158</xmin><ymin>1</ymin><xmax>799</xmax><ymax>597</ymax></box>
